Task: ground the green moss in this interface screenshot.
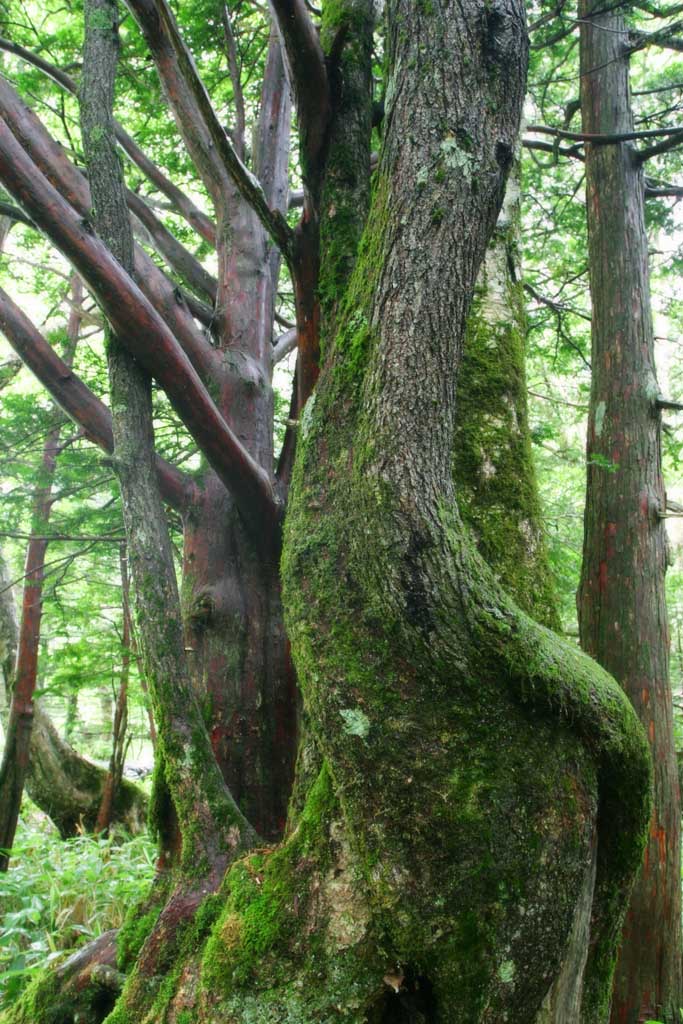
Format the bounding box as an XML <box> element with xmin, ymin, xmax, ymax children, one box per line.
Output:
<box><xmin>0</xmin><ymin>969</ymin><xmax>70</xmax><ymax>1024</ymax></box>
<box><xmin>454</xmin><ymin>221</ymin><xmax>560</xmax><ymax>630</ymax></box>
<box><xmin>200</xmin><ymin>764</ymin><xmax>338</xmax><ymax>998</ymax></box>
<box><xmin>117</xmin><ymin>901</ymin><xmax>163</xmax><ymax>972</ymax></box>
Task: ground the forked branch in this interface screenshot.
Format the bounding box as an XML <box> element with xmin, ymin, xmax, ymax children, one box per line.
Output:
<box><xmin>126</xmin><ymin>0</ymin><xmax>294</xmax><ymax>260</ymax></box>
<box><xmin>0</xmin><ymin>286</ymin><xmax>192</xmax><ymax>509</ymax></box>
<box><xmin>0</xmin><ymin>117</ymin><xmax>281</xmax><ymax>539</ymax></box>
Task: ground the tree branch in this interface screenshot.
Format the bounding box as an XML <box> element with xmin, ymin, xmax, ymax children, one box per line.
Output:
<box><xmin>267</xmin><ymin>0</ymin><xmax>330</xmax><ymax>184</ymax></box>
<box><xmin>221</xmin><ymin>2</ymin><xmax>246</xmax><ymax>159</ymax></box>
<box><xmin>272</xmin><ymin>326</ymin><xmax>297</xmax><ymax>363</ymax></box>
<box><xmin>126</xmin><ymin>0</ymin><xmax>294</xmax><ymax>261</ymax></box>
<box><xmin>0</xmin><ymin>200</ymin><xmax>36</xmax><ymax>229</ymax></box>
<box><xmin>0</xmin><ymin>116</ymin><xmax>281</xmax><ymax>538</ymax></box>
<box><xmin>0</xmin><ymin>34</ymin><xmax>217</xmax><ymax>245</ymax></box>
<box><xmin>126</xmin><ymin>189</ymin><xmax>217</xmax><ymax>301</ymax></box>
<box><xmin>524</xmin><ymin>281</ymin><xmax>592</xmax><ymax>322</ymax></box>
<box><xmin>523</xmin><ymin>138</ymin><xmax>586</xmax><ymax>161</ymax></box>
<box><xmin>628</xmin><ymin>19</ymin><xmax>683</xmax><ymax>53</ymax></box>
<box><xmin>0</xmin><ymin>286</ymin><xmax>192</xmax><ymax>509</ymax></box>
<box><xmin>637</xmin><ymin>129</ymin><xmax>683</xmax><ymax>162</ymax></box>
<box><xmin>657</xmin><ymin>395</ymin><xmax>683</xmax><ymax>411</ymax></box>
<box><xmin>0</xmin><ymin>74</ymin><xmax>217</xmax><ymax>382</ymax></box>
<box><xmin>645</xmin><ymin>182</ymin><xmax>683</xmax><ymax>197</ymax></box>
<box><xmin>528</xmin><ymin>122</ymin><xmax>683</xmax><ymax>144</ymax></box>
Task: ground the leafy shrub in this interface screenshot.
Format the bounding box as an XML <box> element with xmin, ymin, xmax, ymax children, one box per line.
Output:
<box><xmin>0</xmin><ymin>807</ymin><xmax>154</xmax><ymax>1009</ymax></box>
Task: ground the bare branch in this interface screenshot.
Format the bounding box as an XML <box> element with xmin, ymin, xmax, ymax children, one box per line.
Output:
<box><xmin>645</xmin><ymin>182</ymin><xmax>683</xmax><ymax>197</ymax></box>
<box><xmin>528</xmin><ymin>122</ymin><xmax>683</xmax><ymax>144</ymax></box>
<box><xmin>0</xmin><ymin>286</ymin><xmax>192</xmax><ymax>509</ymax></box>
<box><xmin>0</xmin><ymin>116</ymin><xmax>281</xmax><ymax>536</ymax></box>
<box><xmin>272</xmin><ymin>327</ymin><xmax>297</xmax><ymax>363</ymax></box>
<box><xmin>0</xmin><ymin>74</ymin><xmax>216</xmax><ymax>381</ymax></box>
<box><xmin>638</xmin><ymin>129</ymin><xmax>683</xmax><ymax>161</ymax></box>
<box><xmin>126</xmin><ymin>0</ymin><xmax>294</xmax><ymax>260</ymax></box>
<box><xmin>0</xmin><ymin>34</ymin><xmax>217</xmax><ymax>245</ymax></box>
<box><xmin>522</xmin><ymin>138</ymin><xmax>586</xmax><ymax>161</ymax></box>
<box><xmin>221</xmin><ymin>3</ymin><xmax>246</xmax><ymax>158</ymax></box>
<box><xmin>127</xmin><ymin>189</ymin><xmax>217</xmax><ymax>301</ymax></box>
<box><xmin>267</xmin><ymin>0</ymin><xmax>330</xmax><ymax>183</ymax></box>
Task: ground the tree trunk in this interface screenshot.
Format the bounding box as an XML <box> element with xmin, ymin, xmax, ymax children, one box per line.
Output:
<box><xmin>455</xmin><ymin>160</ymin><xmax>596</xmax><ymax>1021</ymax></box>
<box><xmin>95</xmin><ymin>545</ymin><xmax>132</xmax><ymax>834</ymax></box>
<box><xmin>80</xmin><ymin>0</ymin><xmax>254</xmax><ymax>875</ymax></box>
<box><xmin>0</xmin><ymin>283</ymin><xmax>81</xmax><ymax>869</ymax></box>
<box><xmin>455</xmin><ymin>157</ymin><xmax>560</xmax><ymax>632</ymax></box>
<box><xmin>0</xmin><ymin>551</ymin><xmax>146</xmax><ymax>839</ymax></box>
<box><xmin>278</xmin><ymin>2</ymin><xmax>648</xmax><ymax>1021</ymax></box>
<box><xmin>577</xmin><ymin>4</ymin><xmax>683</xmax><ymax>1021</ymax></box>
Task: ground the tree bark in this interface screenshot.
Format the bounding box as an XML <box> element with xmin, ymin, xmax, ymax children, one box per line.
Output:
<box><xmin>577</xmin><ymin>4</ymin><xmax>683</xmax><ymax>1021</ymax></box>
<box><xmin>95</xmin><ymin>544</ymin><xmax>132</xmax><ymax>834</ymax></box>
<box><xmin>279</xmin><ymin>1</ymin><xmax>648</xmax><ymax>1021</ymax></box>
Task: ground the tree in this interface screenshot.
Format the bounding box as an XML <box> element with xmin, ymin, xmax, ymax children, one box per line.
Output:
<box><xmin>577</xmin><ymin>1</ymin><xmax>683</xmax><ymax>1020</ymax></box>
<box><xmin>0</xmin><ymin>276</ymin><xmax>84</xmax><ymax>869</ymax></box>
<box><xmin>0</xmin><ymin>276</ymin><xmax>147</xmax><ymax>842</ymax></box>
<box><xmin>0</xmin><ymin>1</ymin><xmax>652</xmax><ymax>1023</ymax></box>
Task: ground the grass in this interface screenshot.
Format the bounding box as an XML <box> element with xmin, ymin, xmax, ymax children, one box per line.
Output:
<box><xmin>0</xmin><ymin>803</ymin><xmax>155</xmax><ymax>1010</ymax></box>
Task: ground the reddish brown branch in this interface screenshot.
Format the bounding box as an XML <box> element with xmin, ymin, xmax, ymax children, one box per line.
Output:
<box><xmin>0</xmin><ymin>286</ymin><xmax>192</xmax><ymax>510</ymax></box>
<box><xmin>126</xmin><ymin>0</ymin><xmax>293</xmax><ymax>259</ymax></box>
<box><xmin>0</xmin><ymin>75</ymin><xmax>217</xmax><ymax>382</ymax></box>
<box><xmin>0</xmin><ymin>34</ymin><xmax>217</xmax><ymax>246</ymax></box>
<box><xmin>268</xmin><ymin>0</ymin><xmax>330</xmax><ymax>182</ymax></box>
<box><xmin>0</xmin><ymin>118</ymin><xmax>281</xmax><ymax>538</ymax></box>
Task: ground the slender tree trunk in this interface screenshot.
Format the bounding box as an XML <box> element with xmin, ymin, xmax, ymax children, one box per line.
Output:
<box><xmin>0</xmin><ymin>280</ymin><xmax>81</xmax><ymax>870</ymax></box>
<box><xmin>80</xmin><ymin>0</ymin><xmax>254</xmax><ymax>876</ymax></box>
<box><xmin>577</xmin><ymin>5</ymin><xmax>683</xmax><ymax>1021</ymax></box>
<box><xmin>63</xmin><ymin>690</ymin><xmax>78</xmax><ymax>744</ymax></box>
<box><xmin>455</xmin><ymin>157</ymin><xmax>560</xmax><ymax>632</ymax></box>
<box><xmin>95</xmin><ymin>545</ymin><xmax>131</xmax><ymax>834</ymax></box>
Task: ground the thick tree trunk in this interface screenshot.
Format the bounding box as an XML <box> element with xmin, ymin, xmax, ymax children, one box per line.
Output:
<box><xmin>577</xmin><ymin>5</ymin><xmax>683</xmax><ymax>1021</ymax></box>
<box><xmin>278</xmin><ymin>2</ymin><xmax>648</xmax><ymax>1021</ymax></box>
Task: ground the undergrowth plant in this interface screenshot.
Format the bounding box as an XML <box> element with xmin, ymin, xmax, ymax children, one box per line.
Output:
<box><xmin>0</xmin><ymin>805</ymin><xmax>154</xmax><ymax>1009</ymax></box>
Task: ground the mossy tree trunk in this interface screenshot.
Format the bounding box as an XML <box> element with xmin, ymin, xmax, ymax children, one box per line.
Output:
<box><xmin>278</xmin><ymin>1</ymin><xmax>649</xmax><ymax>1021</ymax></box>
<box><xmin>0</xmin><ymin>0</ymin><xmax>653</xmax><ymax>1021</ymax></box>
<box><xmin>456</xmin><ymin>163</ymin><xmax>600</xmax><ymax>1022</ymax></box>
<box><xmin>455</xmin><ymin>158</ymin><xmax>559</xmax><ymax>632</ymax></box>
<box><xmin>577</xmin><ymin>4</ymin><xmax>683</xmax><ymax>1021</ymax></box>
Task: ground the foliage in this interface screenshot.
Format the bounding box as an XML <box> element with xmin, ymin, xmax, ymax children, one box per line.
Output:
<box><xmin>0</xmin><ymin>807</ymin><xmax>154</xmax><ymax>1010</ymax></box>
